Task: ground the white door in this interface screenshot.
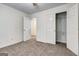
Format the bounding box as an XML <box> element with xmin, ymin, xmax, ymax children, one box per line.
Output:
<box><xmin>67</xmin><ymin>4</ymin><xmax>78</xmax><ymax>55</ymax></box>
<box><xmin>23</xmin><ymin>17</ymin><xmax>31</xmax><ymax>41</ymax></box>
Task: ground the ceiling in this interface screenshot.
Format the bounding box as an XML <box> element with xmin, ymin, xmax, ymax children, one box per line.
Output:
<box><xmin>3</xmin><ymin>3</ymin><xmax>66</xmax><ymax>14</ymax></box>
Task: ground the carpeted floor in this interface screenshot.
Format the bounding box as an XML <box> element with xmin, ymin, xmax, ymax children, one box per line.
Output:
<box><xmin>0</xmin><ymin>37</ymin><xmax>76</xmax><ymax>56</ymax></box>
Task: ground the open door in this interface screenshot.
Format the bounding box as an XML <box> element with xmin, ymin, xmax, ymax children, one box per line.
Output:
<box><xmin>67</xmin><ymin>4</ymin><xmax>78</xmax><ymax>55</ymax></box>
<box><xmin>23</xmin><ymin>16</ymin><xmax>31</xmax><ymax>41</ymax></box>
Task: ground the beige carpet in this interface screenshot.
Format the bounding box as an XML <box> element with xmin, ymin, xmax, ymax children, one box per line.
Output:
<box><xmin>0</xmin><ymin>38</ymin><xmax>76</xmax><ymax>56</ymax></box>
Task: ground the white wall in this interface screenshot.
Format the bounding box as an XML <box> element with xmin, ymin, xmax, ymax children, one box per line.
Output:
<box><xmin>67</xmin><ymin>4</ymin><xmax>78</xmax><ymax>55</ymax></box>
<box><xmin>78</xmin><ymin>4</ymin><xmax>79</xmax><ymax>56</ymax></box>
<box><xmin>32</xmin><ymin>10</ymin><xmax>56</xmax><ymax>44</ymax></box>
<box><xmin>32</xmin><ymin>4</ymin><xmax>79</xmax><ymax>55</ymax></box>
<box><xmin>0</xmin><ymin>4</ymin><xmax>30</xmax><ymax>48</ymax></box>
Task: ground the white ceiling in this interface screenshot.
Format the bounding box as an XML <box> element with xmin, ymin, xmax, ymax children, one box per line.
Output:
<box><xmin>3</xmin><ymin>3</ymin><xmax>66</xmax><ymax>14</ymax></box>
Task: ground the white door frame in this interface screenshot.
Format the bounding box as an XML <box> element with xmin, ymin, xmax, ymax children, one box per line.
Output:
<box><xmin>54</xmin><ymin>11</ymin><xmax>67</xmax><ymax>44</ymax></box>
<box><xmin>55</xmin><ymin>11</ymin><xmax>67</xmax><ymax>44</ymax></box>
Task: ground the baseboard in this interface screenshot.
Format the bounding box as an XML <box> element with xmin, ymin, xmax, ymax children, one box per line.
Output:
<box><xmin>56</xmin><ymin>40</ymin><xmax>66</xmax><ymax>44</ymax></box>
<box><xmin>36</xmin><ymin>39</ymin><xmax>55</xmax><ymax>44</ymax></box>
<box><xmin>67</xmin><ymin>46</ymin><xmax>78</xmax><ymax>56</ymax></box>
<box><xmin>0</xmin><ymin>40</ymin><xmax>22</xmax><ymax>48</ymax></box>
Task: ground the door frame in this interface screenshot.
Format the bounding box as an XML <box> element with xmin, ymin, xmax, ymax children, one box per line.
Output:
<box><xmin>55</xmin><ymin>11</ymin><xmax>67</xmax><ymax>46</ymax></box>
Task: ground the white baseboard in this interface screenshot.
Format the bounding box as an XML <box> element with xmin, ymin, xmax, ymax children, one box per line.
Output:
<box><xmin>36</xmin><ymin>38</ymin><xmax>55</xmax><ymax>44</ymax></box>
<box><xmin>0</xmin><ymin>39</ymin><xmax>22</xmax><ymax>48</ymax></box>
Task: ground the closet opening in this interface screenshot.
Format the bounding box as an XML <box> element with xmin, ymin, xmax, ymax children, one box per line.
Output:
<box><xmin>56</xmin><ymin>12</ymin><xmax>67</xmax><ymax>47</ymax></box>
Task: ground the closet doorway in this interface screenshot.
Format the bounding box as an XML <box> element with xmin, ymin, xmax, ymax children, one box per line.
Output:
<box><xmin>56</xmin><ymin>12</ymin><xmax>67</xmax><ymax>46</ymax></box>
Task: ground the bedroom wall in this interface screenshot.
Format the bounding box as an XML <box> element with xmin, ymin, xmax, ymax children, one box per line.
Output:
<box><xmin>67</xmin><ymin>4</ymin><xmax>78</xmax><ymax>55</ymax></box>
<box><xmin>0</xmin><ymin>4</ymin><xmax>30</xmax><ymax>48</ymax></box>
